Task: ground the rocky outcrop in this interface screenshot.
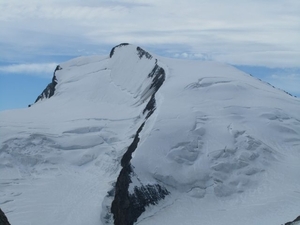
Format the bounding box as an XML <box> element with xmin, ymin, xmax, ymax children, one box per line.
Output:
<box><xmin>109</xmin><ymin>43</ymin><xmax>129</xmax><ymax>58</ymax></box>
<box><xmin>137</xmin><ymin>47</ymin><xmax>152</xmax><ymax>59</ymax></box>
<box><xmin>111</xmin><ymin>123</ymin><xmax>143</xmax><ymax>225</ymax></box>
<box><xmin>0</xmin><ymin>208</ymin><xmax>11</xmax><ymax>225</ymax></box>
<box><xmin>32</xmin><ymin>65</ymin><xmax>62</xmax><ymax>104</ymax></box>
<box><xmin>111</xmin><ymin>118</ymin><xmax>169</xmax><ymax>225</ymax></box>
<box><xmin>284</xmin><ymin>215</ymin><xmax>300</xmax><ymax>225</ymax></box>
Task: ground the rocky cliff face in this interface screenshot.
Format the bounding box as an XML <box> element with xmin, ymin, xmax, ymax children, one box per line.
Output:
<box><xmin>32</xmin><ymin>65</ymin><xmax>62</xmax><ymax>104</ymax></box>
<box><xmin>111</xmin><ymin>121</ymin><xmax>169</xmax><ymax>225</ymax></box>
<box><xmin>0</xmin><ymin>208</ymin><xmax>11</xmax><ymax>225</ymax></box>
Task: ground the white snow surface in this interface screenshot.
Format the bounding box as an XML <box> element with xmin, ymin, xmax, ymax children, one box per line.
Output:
<box><xmin>1</xmin><ymin>44</ymin><xmax>300</xmax><ymax>225</ymax></box>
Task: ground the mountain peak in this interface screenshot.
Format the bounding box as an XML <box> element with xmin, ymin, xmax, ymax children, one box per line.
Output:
<box><xmin>1</xmin><ymin>44</ymin><xmax>300</xmax><ymax>225</ymax></box>
<box><xmin>109</xmin><ymin>43</ymin><xmax>153</xmax><ymax>60</ymax></box>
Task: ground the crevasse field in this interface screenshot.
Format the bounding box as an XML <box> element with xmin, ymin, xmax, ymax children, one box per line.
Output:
<box><xmin>1</xmin><ymin>44</ymin><xmax>300</xmax><ymax>225</ymax></box>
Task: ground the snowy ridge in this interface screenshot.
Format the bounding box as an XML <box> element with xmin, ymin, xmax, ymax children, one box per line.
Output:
<box><xmin>1</xmin><ymin>44</ymin><xmax>300</xmax><ymax>225</ymax></box>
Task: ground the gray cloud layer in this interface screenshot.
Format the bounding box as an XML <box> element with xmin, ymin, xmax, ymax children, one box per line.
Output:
<box><xmin>0</xmin><ymin>0</ymin><xmax>299</xmax><ymax>67</ymax></box>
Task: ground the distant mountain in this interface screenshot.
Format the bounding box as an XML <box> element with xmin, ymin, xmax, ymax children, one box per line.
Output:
<box><xmin>1</xmin><ymin>44</ymin><xmax>300</xmax><ymax>225</ymax></box>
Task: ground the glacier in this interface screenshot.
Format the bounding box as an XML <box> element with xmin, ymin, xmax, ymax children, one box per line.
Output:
<box><xmin>1</xmin><ymin>44</ymin><xmax>300</xmax><ymax>225</ymax></box>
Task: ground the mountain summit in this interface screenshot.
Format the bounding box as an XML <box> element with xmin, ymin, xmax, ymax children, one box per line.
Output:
<box><xmin>1</xmin><ymin>44</ymin><xmax>300</xmax><ymax>225</ymax></box>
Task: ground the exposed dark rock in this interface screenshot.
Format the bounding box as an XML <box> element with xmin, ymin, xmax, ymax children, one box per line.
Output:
<box><xmin>33</xmin><ymin>65</ymin><xmax>62</xmax><ymax>104</ymax></box>
<box><xmin>129</xmin><ymin>184</ymin><xmax>169</xmax><ymax>217</ymax></box>
<box><xmin>109</xmin><ymin>43</ymin><xmax>130</xmax><ymax>58</ymax></box>
<box><xmin>284</xmin><ymin>215</ymin><xmax>300</xmax><ymax>225</ymax></box>
<box><xmin>136</xmin><ymin>47</ymin><xmax>152</xmax><ymax>59</ymax></box>
<box><xmin>111</xmin><ymin>113</ymin><xmax>147</xmax><ymax>225</ymax></box>
<box><xmin>143</xmin><ymin>95</ymin><xmax>156</xmax><ymax>119</ymax></box>
<box><xmin>148</xmin><ymin>64</ymin><xmax>165</xmax><ymax>92</ymax></box>
<box><xmin>121</xmin><ymin>122</ymin><xmax>145</xmax><ymax>168</ymax></box>
<box><xmin>0</xmin><ymin>208</ymin><xmax>11</xmax><ymax>225</ymax></box>
<box><xmin>142</xmin><ymin>63</ymin><xmax>165</xmax><ymax>119</ymax></box>
<box><xmin>111</xmin><ymin>164</ymin><xmax>133</xmax><ymax>225</ymax></box>
<box><xmin>111</xmin><ymin>122</ymin><xmax>169</xmax><ymax>225</ymax></box>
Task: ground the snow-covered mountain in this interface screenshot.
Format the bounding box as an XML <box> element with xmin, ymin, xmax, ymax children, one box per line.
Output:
<box><xmin>1</xmin><ymin>44</ymin><xmax>300</xmax><ymax>225</ymax></box>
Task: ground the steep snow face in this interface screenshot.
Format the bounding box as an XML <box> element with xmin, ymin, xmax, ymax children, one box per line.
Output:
<box><xmin>1</xmin><ymin>44</ymin><xmax>300</xmax><ymax>225</ymax></box>
<box><xmin>132</xmin><ymin>59</ymin><xmax>300</xmax><ymax>225</ymax></box>
<box><xmin>133</xmin><ymin>59</ymin><xmax>300</xmax><ymax>195</ymax></box>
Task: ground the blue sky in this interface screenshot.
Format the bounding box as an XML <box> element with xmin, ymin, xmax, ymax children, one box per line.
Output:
<box><xmin>0</xmin><ymin>0</ymin><xmax>299</xmax><ymax>111</ymax></box>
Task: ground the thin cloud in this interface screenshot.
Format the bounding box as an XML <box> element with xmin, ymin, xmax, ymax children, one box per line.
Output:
<box><xmin>0</xmin><ymin>63</ymin><xmax>58</xmax><ymax>77</ymax></box>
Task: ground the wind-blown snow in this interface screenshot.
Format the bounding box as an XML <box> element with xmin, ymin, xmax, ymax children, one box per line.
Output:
<box><xmin>1</xmin><ymin>44</ymin><xmax>300</xmax><ymax>225</ymax></box>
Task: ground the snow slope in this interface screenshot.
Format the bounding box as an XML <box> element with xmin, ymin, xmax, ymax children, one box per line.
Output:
<box><xmin>1</xmin><ymin>44</ymin><xmax>300</xmax><ymax>225</ymax></box>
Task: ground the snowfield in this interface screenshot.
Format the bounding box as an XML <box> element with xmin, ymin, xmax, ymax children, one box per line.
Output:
<box><xmin>1</xmin><ymin>44</ymin><xmax>300</xmax><ymax>225</ymax></box>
